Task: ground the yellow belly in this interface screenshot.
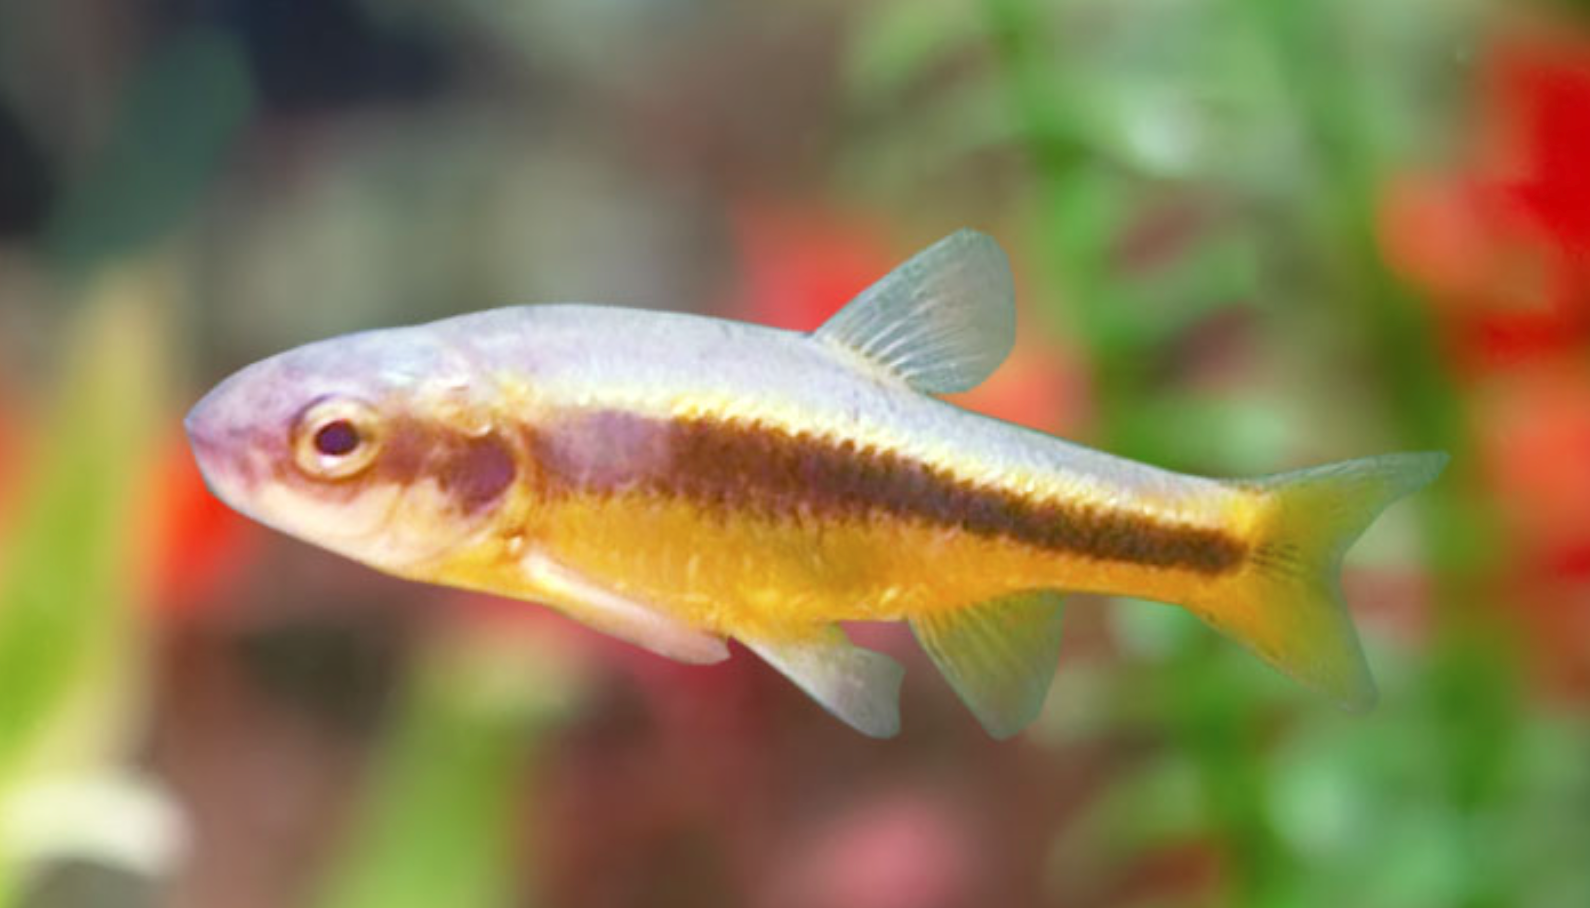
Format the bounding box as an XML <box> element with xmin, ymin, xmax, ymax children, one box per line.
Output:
<box><xmin>424</xmin><ymin>489</ymin><xmax>1244</xmax><ymax>644</ymax></box>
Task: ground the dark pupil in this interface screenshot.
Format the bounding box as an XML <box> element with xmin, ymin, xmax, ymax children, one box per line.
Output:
<box><xmin>313</xmin><ymin>420</ymin><xmax>360</xmax><ymax>456</ymax></box>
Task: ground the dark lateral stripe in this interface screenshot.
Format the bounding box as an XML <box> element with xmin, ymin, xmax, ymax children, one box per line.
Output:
<box><xmin>368</xmin><ymin>416</ymin><xmax>518</xmax><ymax>513</ymax></box>
<box><xmin>533</xmin><ymin>411</ymin><xmax>1247</xmax><ymax>575</ymax></box>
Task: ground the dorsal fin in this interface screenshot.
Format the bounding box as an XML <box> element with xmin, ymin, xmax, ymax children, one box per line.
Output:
<box><xmin>813</xmin><ymin>229</ymin><xmax>1016</xmax><ymax>394</ymax></box>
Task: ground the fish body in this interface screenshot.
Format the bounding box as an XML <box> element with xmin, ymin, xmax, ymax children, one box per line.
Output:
<box><xmin>187</xmin><ymin>231</ymin><xmax>1445</xmax><ymax>737</ymax></box>
<box><xmin>421</xmin><ymin>307</ymin><xmax>1233</xmax><ymax>633</ymax></box>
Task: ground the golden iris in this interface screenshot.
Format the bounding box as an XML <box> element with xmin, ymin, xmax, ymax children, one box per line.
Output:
<box><xmin>292</xmin><ymin>397</ymin><xmax>382</xmax><ymax>479</ymax></box>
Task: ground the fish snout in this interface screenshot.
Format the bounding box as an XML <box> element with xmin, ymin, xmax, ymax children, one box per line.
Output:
<box><xmin>184</xmin><ymin>379</ymin><xmax>275</xmax><ymax>503</ymax></box>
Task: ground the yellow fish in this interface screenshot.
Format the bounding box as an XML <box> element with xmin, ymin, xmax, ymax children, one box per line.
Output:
<box><xmin>186</xmin><ymin>230</ymin><xmax>1445</xmax><ymax>738</ymax></box>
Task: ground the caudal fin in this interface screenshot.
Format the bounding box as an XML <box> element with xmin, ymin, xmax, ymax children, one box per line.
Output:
<box><xmin>1199</xmin><ymin>452</ymin><xmax>1447</xmax><ymax>711</ymax></box>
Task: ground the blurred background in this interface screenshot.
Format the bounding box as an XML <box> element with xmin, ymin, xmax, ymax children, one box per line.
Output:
<box><xmin>1</xmin><ymin>0</ymin><xmax>1588</xmax><ymax>906</ymax></box>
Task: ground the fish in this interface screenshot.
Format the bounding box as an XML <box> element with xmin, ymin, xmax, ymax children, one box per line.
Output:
<box><xmin>185</xmin><ymin>230</ymin><xmax>1446</xmax><ymax>738</ymax></box>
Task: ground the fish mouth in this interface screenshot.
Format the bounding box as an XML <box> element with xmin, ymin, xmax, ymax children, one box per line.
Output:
<box><xmin>182</xmin><ymin>404</ymin><xmax>214</xmax><ymax>459</ymax></box>
<box><xmin>184</xmin><ymin>391</ymin><xmax>229</xmax><ymax>468</ymax></box>
<box><xmin>183</xmin><ymin>390</ymin><xmax>265</xmax><ymax>511</ymax></box>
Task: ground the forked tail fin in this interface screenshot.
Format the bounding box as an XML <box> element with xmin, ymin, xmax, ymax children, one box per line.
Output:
<box><xmin>1200</xmin><ymin>452</ymin><xmax>1448</xmax><ymax>710</ymax></box>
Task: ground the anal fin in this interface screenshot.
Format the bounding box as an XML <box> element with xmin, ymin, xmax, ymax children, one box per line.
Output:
<box><xmin>910</xmin><ymin>591</ymin><xmax>1066</xmax><ymax>739</ymax></box>
<box><xmin>743</xmin><ymin>628</ymin><xmax>904</xmax><ymax>738</ymax></box>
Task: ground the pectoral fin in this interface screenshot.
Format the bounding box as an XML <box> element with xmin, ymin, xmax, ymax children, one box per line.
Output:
<box><xmin>910</xmin><ymin>591</ymin><xmax>1066</xmax><ymax>739</ymax></box>
<box><xmin>520</xmin><ymin>553</ymin><xmax>730</xmax><ymax>665</ymax></box>
<box><xmin>743</xmin><ymin>628</ymin><xmax>905</xmax><ymax>738</ymax></box>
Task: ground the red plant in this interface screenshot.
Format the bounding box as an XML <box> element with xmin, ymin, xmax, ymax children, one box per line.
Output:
<box><xmin>1378</xmin><ymin>26</ymin><xmax>1590</xmax><ymax>375</ymax></box>
<box><xmin>147</xmin><ymin>430</ymin><xmax>262</xmax><ymax>614</ymax></box>
<box><xmin>1379</xmin><ymin>21</ymin><xmax>1590</xmax><ymax>689</ymax></box>
<box><xmin>1473</xmin><ymin>362</ymin><xmax>1590</xmax><ymax>693</ymax></box>
<box><xmin>727</xmin><ymin>204</ymin><xmax>899</xmax><ymax>332</ymax></box>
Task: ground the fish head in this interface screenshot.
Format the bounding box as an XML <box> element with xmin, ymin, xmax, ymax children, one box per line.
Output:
<box><xmin>186</xmin><ymin>327</ymin><xmax>522</xmax><ymax>572</ymax></box>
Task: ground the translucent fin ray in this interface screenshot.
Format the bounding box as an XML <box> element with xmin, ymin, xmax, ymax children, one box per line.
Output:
<box><xmin>910</xmin><ymin>591</ymin><xmax>1066</xmax><ymax>738</ymax></box>
<box><xmin>1201</xmin><ymin>452</ymin><xmax>1448</xmax><ymax>711</ymax></box>
<box><xmin>813</xmin><ymin>229</ymin><xmax>1015</xmax><ymax>394</ymax></box>
<box><xmin>743</xmin><ymin>627</ymin><xmax>905</xmax><ymax>738</ymax></box>
<box><xmin>520</xmin><ymin>553</ymin><xmax>730</xmax><ymax>664</ymax></box>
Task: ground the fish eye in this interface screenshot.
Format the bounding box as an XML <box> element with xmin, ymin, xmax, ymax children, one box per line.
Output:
<box><xmin>293</xmin><ymin>397</ymin><xmax>382</xmax><ymax>479</ymax></box>
<box><xmin>313</xmin><ymin>419</ymin><xmax>361</xmax><ymax>456</ymax></box>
